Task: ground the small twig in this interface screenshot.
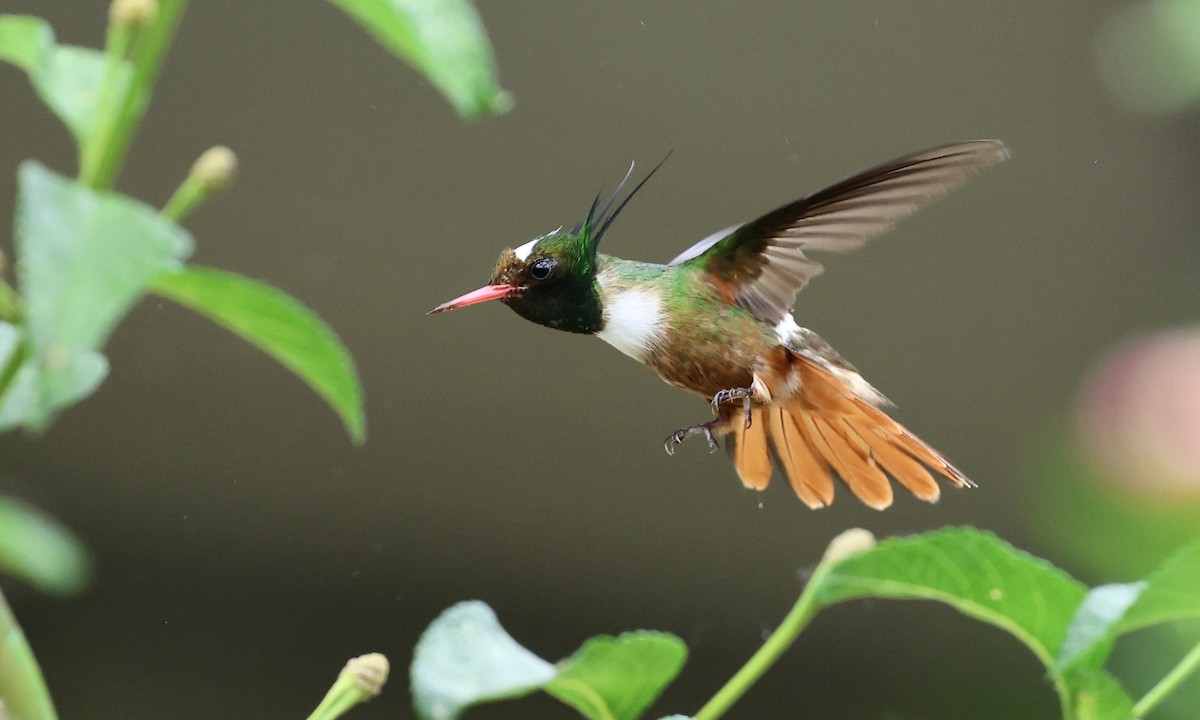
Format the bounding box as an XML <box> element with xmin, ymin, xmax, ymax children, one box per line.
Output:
<box><xmin>1133</xmin><ymin>638</ymin><xmax>1200</xmax><ymax>718</ymax></box>
<box><xmin>692</xmin><ymin>529</ymin><xmax>876</xmax><ymax>720</ymax></box>
<box><xmin>162</xmin><ymin>146</ymin><xmax>237</xmax><ymax>222</ymax></box>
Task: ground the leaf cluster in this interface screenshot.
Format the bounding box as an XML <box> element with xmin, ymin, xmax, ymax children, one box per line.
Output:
<box><xmin>411</xmin><ymin>529</ymin><xmax>1200</xmax><ymax>720</ymax></box>
<box><xmin>0</xmin><ymin>3</ymin><xmax>509</xmax><ymax>720</ymax></box>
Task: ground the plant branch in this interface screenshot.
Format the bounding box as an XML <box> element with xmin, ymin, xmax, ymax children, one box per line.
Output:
<box><xmin>77</xmin><ymin>1</ymin><xmax>137</xmax><ymax>185</ymax></box>
<box><xmin>81</xmin><ymin>0</ymin><xmax>189</xmax><ymax>190</ymax></box>
<box><xmin>306</xmin><ymin>654</ymin><xmax>389</xmax><ymax>720</ymax></box>
<box><xmin>1133</xmin><ymin>638</ymin><xmax>1200</xmax><ymax>718</ymax></box>
<box><xmin>0</xmin><ymin>281</ymin><xmax>21</xmax><ymax>325</ymax></box>
<box><xmin>692</xmin><ymin>530</ymin><xmax>874</xmax><ymax>720</ymax></box>
<box><xmin>0</xmin><ymin>587</ymin><xmax>58</xmax><ymax>720</ymax></box>
<box><xmin>162</xmin><ymin>146</ymin><xmax>237</xmax><ymax>222</ymax></box>
<box><xmin>0</xmin><ymin>339</ymin><xmax>28</xmax><ymax>407</ymax></box>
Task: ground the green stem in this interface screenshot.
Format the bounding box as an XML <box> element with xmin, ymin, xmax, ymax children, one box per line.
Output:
<box><xmin>0</xmin><ymin>281</ymin><xmax>21</xmax><ymax>325</ymax></box>
<box><xmin>0</xmin><ymin>587</ymin><xmax>58</xmax><ymax>720</ymax></box>
<box><xmin>161</xmin><ymin>174</ymin><xmax>205</xmax><ymax>222</ymax></box>
<box><xmin>162</xmin><ymin>146</ymin><xmax>237</xmax><ymax>223</ymax></box>
<box><xmin>0</xmin><ymin>340</ymin><xmax>28</xmax><ymax>406</ymax></box>
<box><xmin>306</xmin><ymin>678</ymin><xmax>362</xmax><ymax>720</ymax></box>
<box><xmin>81</xmin><ymin>0</ymin><xmax>189</xmax><ymax>190</ymax></box>
<box><xmin>78</xmin><ymin>8</ymin><xmax>135</xmax><ymax>185</ymax></box>
<box><xmin>1133</xmin><ymin>639</ymin><xmax>1200</xmax><ymax>718</ymax></box>
<box><xmin>306</xmin><ymin>654</ymin><xmax>389</xmax><ymax>720</ymax></box>
<box><xmin>692</xmin><ymin>551</ymin><xmax>841</xmax><ymax>720</ymax></box>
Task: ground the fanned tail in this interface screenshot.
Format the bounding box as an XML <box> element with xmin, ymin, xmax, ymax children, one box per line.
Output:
<box><xmin>724</xmin><ymin>356</ymin><xmax>972</xmax><ymax>509</ymax></box>
<box><xmin>726</xmin><ymin>407</ymin><xmax>772</xmax><ymax>491</ymax></box>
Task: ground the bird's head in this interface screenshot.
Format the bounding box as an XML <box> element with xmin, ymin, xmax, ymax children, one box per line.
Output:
<box><xmin>428</xmin><ymin>228</ymin><xmax>603</xmax><ymax>334</ymax></box>
<box><xmin>429</xmin><ymin>158</ymin><xmax>667</xmax><ymax>334</ymax></box>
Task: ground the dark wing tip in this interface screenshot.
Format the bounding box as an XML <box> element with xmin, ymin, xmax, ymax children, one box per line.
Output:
<box><xmin>671</xmin><ymin>139</ymin><xmax>1010</xmax><ymax>323</ymax></box>
<box><xmin>930</xmin><ymin>139</ymin><xmax>1010</xmax><ymax>168</ymax></box>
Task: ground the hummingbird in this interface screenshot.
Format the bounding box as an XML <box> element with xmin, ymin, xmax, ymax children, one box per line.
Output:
<box><xmin>431</xmin><ymin>140</ymin><xmax>1007</xmax><ymax>509</ymax></box>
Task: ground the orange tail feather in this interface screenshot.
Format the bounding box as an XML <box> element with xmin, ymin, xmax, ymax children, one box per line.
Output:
<box><xmin>768</xmin><ymin>408</ymin><xmax>834</xmax><ymax>508</ymax></box>
<box><xmin>728</xmin><ymin>407</ymin><xmax>772</xmax><ymax>490</ymax></box>
<box><xmin>722</xmin><ymin>355</ymin><xmax>971</xmax><ymax>509</ymax></box>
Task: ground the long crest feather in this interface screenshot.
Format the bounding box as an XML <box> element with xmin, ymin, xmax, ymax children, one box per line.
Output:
<box><xmin>570</xmin><ymin>192</ymin><xmax>604</xmax><ymax>236</ymax></box>
<box><xmin>582</xmin><ymin>152</ymin><xmax>673</xmax><ymax>253</ymax></box>
<box><xmin>594</xmin><ymin>161</ymin><xmax>637</xmax><ymax>234</ymax></box>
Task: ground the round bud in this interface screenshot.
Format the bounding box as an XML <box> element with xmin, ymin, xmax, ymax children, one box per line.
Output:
<box><xmin>192</xmin><ymin>146</ymin><xmax>238</xmax><ymax>191</ymax></box>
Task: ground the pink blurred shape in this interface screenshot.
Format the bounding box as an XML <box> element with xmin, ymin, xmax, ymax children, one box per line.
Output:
<box><xmin>1077</xmin><ymin>327</ymin><xmax>1200</xmax><ymax>497</ymax></box>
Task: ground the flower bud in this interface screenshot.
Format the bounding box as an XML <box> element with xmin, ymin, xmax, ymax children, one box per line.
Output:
<box><xmin>110</xmin><ymin>0</ymin><xmax>158</xmax><ymax>29</ymax></box>
<box><xmin>341</xmin><ymin>653</ymin><xmax>389</xmax><ymax>698</ymax></box>
<box><xmin>192</xmin><ymin>146</ymin><xmax>237</xmax><ymax>192</ymax></box>
<box><xmin>822</xmin><ymin>528</ymin><xmax>876</xmax><ymax>564</ymax></box>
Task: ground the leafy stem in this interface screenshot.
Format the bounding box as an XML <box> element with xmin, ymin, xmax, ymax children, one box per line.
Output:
<box><xmin>80</xmin><ymin>0</ymin><xmax>189</xmax><ymax>190</ymax></box>
<box><xmin>306</xmin><ymin>654</ymin><xmax>389</xmax><ymax>720</ymax></box>
<box><xmin>0</xmin><ymin>339</ymin><xmax>28</xmax><ymax>406</ymax></box>
<box><xmin>77</xmin><ymin>1</ymin><xmax>136</xmax><ymax>185</ymax></box>
<box><xmin>0</xmin><ymin>281</ymin><xmax>21</xmax><ymax>325</ymax></box>
<box><xmin>0</xmin><ymin>587</ymin><xmax>58</xmax><ymax>720</ymax></box>
<box><xmin>692</xmin><ymin>530</ymin><xmax>872</xmax><ymax>720</ymax></box>
<box><xmin>161</xmin><ymin>146</ymin><xmax>237</xmax><ymax>222</ymax></box>
<box><xmin>1133</xmin><ymin>638</ymin><xmax>1200</xmax><ymax>718</ymax></box>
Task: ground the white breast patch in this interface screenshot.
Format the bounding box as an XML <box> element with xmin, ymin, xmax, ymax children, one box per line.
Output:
<box><xmin>596</xmin><ymin>287</ymin><xmax>664</xmax><ymax>361</ymax></box>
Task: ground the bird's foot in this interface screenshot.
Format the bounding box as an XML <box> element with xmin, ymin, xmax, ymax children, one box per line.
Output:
<box><xmin>710</xmin><ymin>386</ymin><xmax>754</xmax><ymax>429</ymax></box>
<box><xmin>664</xmin><ymin>419</ymin><xmax>722</xmax><ymax>455</ymax></box>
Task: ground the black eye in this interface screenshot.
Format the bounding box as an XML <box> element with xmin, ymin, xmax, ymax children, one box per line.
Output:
<box><xmin>530</xmin><ymin>257</ymin><xmax>556</xmax><ymax>281</ymax></box>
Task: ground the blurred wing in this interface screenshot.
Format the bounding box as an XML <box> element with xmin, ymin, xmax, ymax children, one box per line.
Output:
<box><xmin>670</xmin><ymin>140</ymin><xmax>1008</xmax><ymax>323</ymax></box>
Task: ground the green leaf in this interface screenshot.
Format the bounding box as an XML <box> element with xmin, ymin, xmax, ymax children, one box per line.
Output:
<box><xmin>14</xmin><ymin>161</ymin><xmax>190</xmax><ymax>427</ymax></box>
<box><xmin>411</xmin><ymin>601</ymin><xmax>556</xmax><ymax>720</ymax></box>
<box><xmin>41</xmin><ymin>45</ymin><xmax>135</xmax><ymax>148</ymax></box>
<box><xmin>1116</xmin><ymin>537</ymin><xmax>1200</xmax><ymax>634</ymax></box>
<box><xmin>412</xmin><ymin>603</ymin><xmax>688</xmax><ymax>720</ymax></box>
<box><xmin>1068</xmin><ymin>668</ymin><xmax>1136</xmax><ymax>720</ymax></box>
<box><xmin>0</xmin><ymin>321</ymin><xmax>109</xmax><ymax>432</ymax></box>
<box><xmin>0</xmin><ymin>321</ymin><xmax>30</xmax><ymax>425</ymax></box>
<box><xmin>326</xmin><ymin>0</ymin><xmax>512</xmax><ymax>119</ymax></box>
<box><xmin>151</xmin><ymin>266</ymin><xmax>366</xmax><ymax>443</ymax></box>
<box><xmin>0</xmin><ymin>15</ymin><xmax>51</xmax><ymax>71</ymax></box>
<box><xmin>1057</xmin><ymin>583</ymin><xmax>1147</xmax><ymax>671</ymax></box>
<box><xmin>813</xmin><ymin>527</ymin><xmax>1089</xmax><ymax>668</ymax></box>
<box><xmin>0</xmin><ymin>497</ymin><xmax>90</xmax><ymax>595</ymax></box>
<box><xmin>547</xmin><ymin>632</ymin><xmax>687</xmax><ymax>720</ymax></box>
<box><xmin>1053</xmin><ymin>537</ymin><xmax>1200</xmax><ymax>680</ymax></box>
<box><xmin>0</xmin><ymin>15</ymin><xmax>137</xmax><ymax>147</ymax></box>
<box><xmin>0</xmin><ymin>357</ymin><xmax>108</xmax><ymax>433</ymax></box>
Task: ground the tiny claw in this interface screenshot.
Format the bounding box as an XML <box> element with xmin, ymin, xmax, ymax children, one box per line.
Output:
<box><xmin>664</xmin><ymin>435</ymin><xmax>678</xmax><ymax>455</ymax></box>
<box><xmin>711</xmin><ymin>387</ymin><xmax>754</xmax><ymax>429</ymax></box>
<box><xmin>664</xmin><ymin>420</ymin><xmax>722</xmax><ymax>455</ymax></box>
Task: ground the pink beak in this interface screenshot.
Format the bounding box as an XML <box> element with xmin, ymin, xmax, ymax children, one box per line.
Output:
<box><xmin>428</xmin><ymin>284</ymin><xmax>522</xmax><ymax>314</ymax></box>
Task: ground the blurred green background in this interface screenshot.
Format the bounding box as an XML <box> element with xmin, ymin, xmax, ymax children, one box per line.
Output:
<box><xmin>2</xmin><ymin>1</ymin><xmax>1199</xmax><ymax>718</ymax></box>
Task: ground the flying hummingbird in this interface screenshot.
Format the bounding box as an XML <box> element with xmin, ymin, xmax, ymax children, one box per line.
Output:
<box><xmin>431</xmin><ymin>140</ymin><xmax>1007</xmax><ymax>509</ymax></box>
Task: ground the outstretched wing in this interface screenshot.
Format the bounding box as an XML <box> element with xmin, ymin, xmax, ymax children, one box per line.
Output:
<box><xmin>670</xmin><ymin>140</ymin><xmax>1008</xmax><ymax>323</ymax></box>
